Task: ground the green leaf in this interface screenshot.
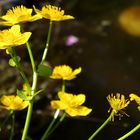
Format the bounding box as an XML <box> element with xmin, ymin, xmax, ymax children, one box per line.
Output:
<box><xmin>33</xmin><ymin>89</ymin><xmax>44</xmax><ymax>97</ymax></box>
<box><xmin>8</xmin><ymin>56</ymin><xmax>21</xmax><ymax>67</ymax></box>
<box><xmin>9</xmin><ymin>58</ymin><xmax>16</xmax><ymax>67</ymax></box>
<box><xmin>37</xmin><ymin>64</ymin><xmax>52</xmax><ymax>77</ymax></box>
<box><xmin>17</xmin><ymin>89</ymin><xmax>32</xmax><ymax>101</ymax></box>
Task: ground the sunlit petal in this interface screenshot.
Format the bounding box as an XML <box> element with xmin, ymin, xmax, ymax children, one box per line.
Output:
<box><xmin>34</xmin><ymin>5</ymin><xmax>74</xmax><ymax>21</ymax></box>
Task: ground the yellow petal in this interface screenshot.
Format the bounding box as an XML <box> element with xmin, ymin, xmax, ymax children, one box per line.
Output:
<box><xmin>0</xmin><ymin>25</ymin><xmax>31</xmax><ymax>49</ymax></box>
<box><xmin>66</xmin><ymin>106</ymin><xmax>92</xmax><ymax>117</ymax></box>
<box><xmin>13</xmin><ymin>32</ymin><xmax>32</xmax><ymax>45</ymax></box>
<box><xmin>0</xmin><ymin>5</ymin><xmax>41</xmax><ymax>26</ymax></box>
<box><xmin>0</xmin><ymin>95</ymin><xmax>29</xmax><ymax>110</ymax></box>
<box><xmin>58</xmin><ymin>91</ymin><xmax>73</xmax><ymax>103</ymax></box>
<box><xmin>0</xmin><ymin>21</ymin><xmax>15</xmax><ymax>26</ymax></box>
<box><xmin>129</xmin><ymin>94</ymin><xmax>140</xmax><ymax>105</ymax></box>
<box><xmin>33</xmin><ymin>5</ymin><xmax>41</xmax><ymax>15</ymax></box>
<box><xmin>51</xmin><ymin>101</ymin><xmax>68</xmax><ymax>110</ymax></box>
<box><xmin>61</xmin><ymin>15</ymin><xmax>74</xmax><ymax>21</ymax></box>
<box><xmin>67</xmin><ymin>67</ymin><xmax>82</xmax><ymax>80</ymax></box>
<box><xmin>0</xmin><ymin>95</ymin><xmax>14</xmax><ymax>106</ymax></box>
<box><xmin>31</xmin><ymin>14</ymin><xmax>42</xmax><ymax>21</ymax></box>
<box><xmin>11</xmin><ymin>25</ymin><xmax>20</xmax><ymax>34</ymax></box>
<box><xmin>33</xmin><ymin>5</ymin><xmax>74</xmax><ymax>21</ymax></box>
<box><xmin>72</xmin><ymin>67</ymin><xmax>82</xmax><ymax>76</ymax></box>
<box><xmin>70</xmin><ymin>94</ymin><xmax>85</xmax><ymax>106</ymax></box>
<box><xmin>10</xmin><ymin>96</ymin><xmax>29</xmax><ymax>110</ymax></box>
<box><xmin>58</xmin><ymin>91</ymin><xmax>86</xmax><ymax>107</ymax></box>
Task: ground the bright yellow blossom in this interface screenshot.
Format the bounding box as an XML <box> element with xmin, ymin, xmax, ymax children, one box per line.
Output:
<box><xmin>0</xmin><ymin>25</ymin><xmax>31</xmax><ymax>49</ymax></box>
<box><xmin>0</xmin><ymin>95</ymin><xmax>29</xmax><ymax>110</ymax></box>
<box><xmin>33</xmin><ymin>5</ymin><xmax>74</xmax><ymax>21</ymax></box>
<box><xmin>51</xmin><ymin>91</ymin><xmax>92</xmax><ymax>117</ymax></box>
<box><xmin>0</xmin><ymin>5</ymin><xmax>41</xmax><ymax>26</ymax></box>
<box><xmin>129</xmin><ymin>93</ymin><xmax>140</xmax><ymax>111</ymax></box>
<box><xmin>107</xmin><ymin>93</ymin><xmax>130</xmax><ymax>120</ymax></box>
<box><xmin>50</xmin><ymin>65</ymin><xmax>81</xmax><ymax>80</ymax></box>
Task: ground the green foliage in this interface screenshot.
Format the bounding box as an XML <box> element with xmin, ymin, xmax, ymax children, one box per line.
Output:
<box><xmin>17</xmin><ymin>89</ymin><xmax>32</xmax><ymax>101</ymax></box>
<box><xmin>37</xmin><ymin>64</ymin><xmax>52</xmax><ymax>77</ymax></box>
<box><xmin>9</xmin><ymin>56</ymin><xmax>21</xmax><ymax>67</ymax></box>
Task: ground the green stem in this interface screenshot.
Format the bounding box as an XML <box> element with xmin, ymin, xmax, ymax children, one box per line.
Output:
<box><xmin>88</xmin><ymin>111</ymin><xmax>115</xmax><ymax>140</ymax></box>
<box><xmin>40</xmin><ymin>80</ymin><xmax>66</xmax><ymax>140</ymax></box>
<box><xmin>21</xmin><ymin>101</ymin><xmax>34</xmax><ymax>140</ymax></box>
<box><xmin>10</xmin><ymin>48</ymin><xmax>29</xmax><ymax>85</ymax></box>
<box><xmin>117</xmin><ymin>123</ymin><xmax>140</xmax><ymax>140</ymax></box>
<box><xmin>21</xmin><ymin>28</ymin><xmax>39</xmax><ymax>139</ymax></box>
<box><xmin>40</xmin><ymin>109</ymin><xmax>60</xmax><ymax>140</ymax></box>
<box><xmin>45</xmin><ymin>80</ymin><xmax>66</xmax><ymax>135</ymax></box>
<box><xmin>41</xmin><ymin>21</ymin><xmax>53</xmax><ymax>64</ymax></box>
<box><xmin>9</xmin><ymin>111</ymin><xmax>15</xmax><ymax>140</ymax></box>
<box><xmin>25</xmin><ymin>42</ymin><xmax>36</xmax><ymax>72</ymax></box>
<box><xmin>47</xmin><ymin>112</ymin><xmax>66</xmax><ymax>137</ymax></box>
<box><xmin>62</xmin><ymin>80</ymin><xmax>65</xmax><ymax>92</ymax></box>
<box><xmin>21</xmin><ymin>44</ymin><xmax>38</xmax><ymax>140</ymax></box>
<box><xmin>21</xmin><ymin>25</ymin><xmax>36</xmax><ymax>73</ymax></box>
<box><xmin>21</xmin><ymin>70</ymin><xmax>38</xmax><ymax>140</ymax></box>
<box><xmin>22</xmin><ymin>20</ymin><xmax>53</xmax><ymax>140</ymax></box>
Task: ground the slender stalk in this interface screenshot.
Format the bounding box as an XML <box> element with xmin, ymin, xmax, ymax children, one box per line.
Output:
<box><xmin>21</xmin><ymin>43</ymin><xmax>38</xmax><ymax>140</ymax></box>
<box><xmin>40</xmin><ymin>80</ymin><xmax>66</xmax><ymax>140</ymax></box>
<box><xmin>118</xmin><ymin>123</ymin><xmax>140</xmax><ymax>140</ymax></box>
<box><xmin>47</xmin><ymin>112</ymin><xmax>66</xmax><ymax>137</ymax></box>
<box><xmin>62</xmin><ymin>80</ymin><xmax>65</xmax><ymax>92</ymax></box>
<box><xmin>46</xmin><ymin>80</ymin><xmax>66</xmax><ymax>135</ymax></box>
<box><xmin>21</xmin><ymin>25</ymin><xmax>36</xmax><ymax>73</ymax></box>
<box><xmin>22</xmin><ymin>20</ymin><xmax>53</xmax><ymax>140</ymax></box>
<box><xmin>21</xmin><ymin>101</ymin><xmax>33</xmax><ymax>140</ymax></box>
<box><xmin>21</xmin><ymin>70</ymin><xmax>38</xmax><ymax>140</ymax></box>
<box><xmin>10</xmin><ymin>48</ymin><xmax>29</xmax><ymax>85</ymax></box>
<box><xmin>41</xmin><ymin>21</ymin><xmax>53</xmax><ymax>63</ymax></box>
<box><xmin>25</xmin><ymin>42</ymin><xmax>36</xmax><ymax>72</ymax></box>
<box><xmin>40</xmin><ymin>109</ymin><xmax>60</xmax><ymax>140</ymax></box>
<box><xmin>20</xmin><ymin>25</ymin><xmax>39</xmax><ymax>139</ymax></box>
<box><xmin>9</xmin><ymin>111</ymin><xmax>15</xmax><ymax>140</ymax></box>
<box><xmin>88</xmin><ymin>111</ymin><xmax>115</xmax><ymax>140</ymax></box>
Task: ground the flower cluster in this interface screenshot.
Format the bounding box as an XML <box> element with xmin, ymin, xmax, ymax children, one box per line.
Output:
<box><xmin>0</xmin><ymin>3</ymin><xmax>140</xmax><ymax>140</ymax></box>
<box><xmin>0</xmin><ymin>5</ymin><xmax>74</xmax><ymax>50</ymax></box>
<box><xmin>50</xmin><ymin>65</ymin><xmax>91</xmax><ymax>117</ymax></box>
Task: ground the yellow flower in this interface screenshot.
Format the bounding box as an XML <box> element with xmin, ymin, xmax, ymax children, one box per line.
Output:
<box><xmin>129</xmin><ymin>94</ymin><xmax>140</xmax><ymax>111</ymax></box>
<box><xmin>107</xmin><ymin>93</ymin><xmax>130</xmax><ymax>120</ymax></box>
<box><xmin>51</xmin><ymin>91</ymin><xmax>92</xmax><ymax>117</ymax></box>
<box><xmin>0</xmin><ymin>95</ymin><xmax>29</xmax><ymax>110</ymax></box>
<box><xmin>33</xmin><ymin>5</ymin><xmax>74</xmax><ymax>21</ymax></box>
<box><xmin>0</xmin><ymin>5</ymin><xmax>41</xmax><ymax>26</ymax></box>
<box><xmin>50</xmin><ymin>65</ymin><xmax>81</xmax><ymax>80</ymax></box>
<box><xmin>0</xmin><ymin>25</ymin><xmax>31</xmax><ymax>49</ymax></box>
